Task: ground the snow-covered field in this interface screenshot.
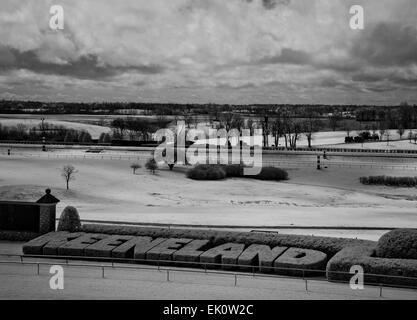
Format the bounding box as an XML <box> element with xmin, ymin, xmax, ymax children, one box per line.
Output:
<box><xmin>1</xmin><ymin>154</ymin><xmax>417</xmax><ymax>237</ymax></box>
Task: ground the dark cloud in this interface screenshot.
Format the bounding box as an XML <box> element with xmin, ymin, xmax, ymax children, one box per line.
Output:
<box><xmin>351</xmin><ymin>22</ymin><xmax>417</xmax><ymax>67</ymax></box>
<box><xmin>216</xmin><ymin>82</ymin><xmax>257</xmax><ymax>89</ymax></box>
<box><xmin>258</xmin><ymin>48</ymin><xmax>311</xmax><ymax>65</ymax></box>
<box><xmin>244</xmin><ymin>0</ymin><xmax>291</xmax><ymax>10</ymax></box>
<box><xmin>0</xmin><ymin>46</ymin><xmax>164</xmax><ymax>79</ymax></box>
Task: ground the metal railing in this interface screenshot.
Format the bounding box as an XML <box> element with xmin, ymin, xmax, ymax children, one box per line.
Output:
<box><xmin>2</xmin><ymin>139</ymin><xmax>417</xmax><ymax>155</ymax></box>
<box><xmin>2</xmin><ymin>151</ymin><xmax>417</xmax><ymax>170</ymax></box>
<box><xmin>0</xmin><ymin>253</ymin><xmax>416</xmax><ymax>298</ymax></box>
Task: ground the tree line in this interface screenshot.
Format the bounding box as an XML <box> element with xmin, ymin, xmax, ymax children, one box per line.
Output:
<box><xmin>0</xmin><ymin>122</ymin><xmax>92</xmax><ymax>143</ymax></box>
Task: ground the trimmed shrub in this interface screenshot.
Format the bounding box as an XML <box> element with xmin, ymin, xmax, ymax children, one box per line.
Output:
<box><xmin>375</xmin><ymin>229</ymin><xmax>417</xmax><ymax>259</ymax></box>
<box><xmin>186</xmin><ymin>164</ymin><xmax>227</xmax><ymax>180</ymax></box>
<box><xmin>187</xmin><ymin>164</ymin><xmax>288</xmax><ymax>182</ymax></box>
<box><xmin>220</xmin><ymin>164</ymin><xmax>244</xmax><ymax>177</ymax></box>
<box><xmin>246</xmin><ymin>167</ymin><xmax>289</xmax><ymax>181</ymax></box>
<box><xmin>145</xmin><ymin>158</ymin><xmax>158</xmax><ymax>174</ymax></box>
<box><xmin>360</xmin><ymin>175</ymin><xmax>417</xmax><ymax>187</ymax></box>
<box><xmin>81</xmin><ymin>224</ymin><xmax>374</xmax><ymax>257</ymax></box>
<box><xmin>0</xmin><ymin>231</ymin><xmax>40</xmax><ymax>241</ymax></box>
<box><xmin>326</xmin><ymin>245</ymin><xmax>417</xmax><ymax>287</ymax></box>
<box><xmin>57</xmin><ymin>206</ymin><xmax>81</xmax><ymax>232</ymax></box>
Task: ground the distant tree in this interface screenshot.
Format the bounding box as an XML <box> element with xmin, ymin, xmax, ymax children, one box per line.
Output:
<box><xmin>79</xmin><ymin>131</ymin><xmax>92</xmax><ymax>143</ymax></box>
<box><xmin>397</xmin><ymin>126</ymin><xmax>405</xmax><ymax>140</ymax></box>
<box><xmin>130</xmin><ymin>163</ymin><xmax>141</xmax><ymax>174</ymax></box>
<box><xmin>271</xmin><ymin>118</ymin><xmax>282</xmax><ymax>147</ymax></box>
<box><xmin>145</xmin><ymin>158</ymin><xmax>158</xmax><ymax>174</ymax></box>
<box><xmin>219</xmin><ymin>112</ymin><xmax>238</xmax><ymax>147</ymax></box>
<box><xmin>386</xmin><ymin>130</ymin><xmax>391</xmax><ymax>145</ymax></box>
<box><xmin>111</xmin><ymin>118</ymin><xmax>127</xmax><ymax>138</ymax></box>
<box><xmin>64</xmin><ymin>130</ymin><xmax>75</xmax><ymax>143</ymax></box>
<box><xmin>329</xmin><ymin>113</ymin><xmax>341</xmax><ymax>131</ymax></box>
<box><xmin>99</xmin><ymin>132</ymin><xmax>112</xmax><ymax>143</ymax></box>
<box><xmin>303</xmin><ymin>110</ymin><xmax>321</xmax><ymax>148</ymax></box>
<box><xmin>15</xmin><ymin>123</ymin><xmax>27</xmax><ymax>140</ymax></box>
<box><xmin>61</xmin><ymin>164</ymin><xmax>77</xmax><ymax>190</ymax></box>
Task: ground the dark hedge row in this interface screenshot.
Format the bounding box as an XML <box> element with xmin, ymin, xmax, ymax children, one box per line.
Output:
<box><xmin>360</xmin><ymin>175</ymin><xmax>417</xmax><ymax>187</ymax></box>
<box><xmin>81</xmin><ymin>224</ymin><xmax>374</xmax><ymax>257</ymax></box>
<box><xmin>0</xmin><ymin>231</ymin><xmax>40</xmax><ymax>241</ymax></box>
<box><xmin>187</xmin><ymin>164</ymin><xmax>288</xmax><ymax>182</ymax></box>
<box><xmin>376</xmin><ymin>229</ymin><xmax>417</xmax><ymax>260</ymax></box>
<box><xmin>186</xmin><ymin>164</ymin><xmax>227</xmax><ymax>180</ymax></box>
<box><xmin>326</xmin><ymin>245</ymin><xmax>417</xmax><ymax>287</ymax></box>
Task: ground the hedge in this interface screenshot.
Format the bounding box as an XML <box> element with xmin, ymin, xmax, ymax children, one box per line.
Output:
<box><xmin>0</xmin><ymin>231</ymin><xmax>40</xmax><ymax>242</ymax></box>
<box><xmin>57</xmin><ymin>206</ymin><xmax>81</xmax><ymax>232</ymax></box>
<box><xmin>326</xmin><ymin>245</ymin><xmax>417</xmax><ymax>287</ymax></box>
<box><xmin>186</xmin><ymin>164</ymin><xmax>288</xmax><ymax>182</ymax></box>
<box><xmin>274</xmin><ymin>247</ymin><xmax>327</xmax><ymax>276</ymax></box>
<box><xmin>360</xmin><ymin>175</ymin><xmax>417</xmax><ymax>187</ymax></box>
<box><xmin>375</xmin><ymin>229</ymin><xmax>417</xmax><ymax>260</ymax></box>
<box><xmin>80</xmin><ymin>224</ymin><xmax>374</xmax><ymax>257</ymax></box>
<box><xmin>23</xmin><ymin>231</ymin><xmax>330</xmax><ymax>275</ymax></box>
<box><xmin>186</xmin><ymin>164</ymin><xmax>227</xmax><ymax>180</ymax></box>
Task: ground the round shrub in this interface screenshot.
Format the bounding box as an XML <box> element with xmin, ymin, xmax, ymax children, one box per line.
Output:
<box><xmin>187</xmin><ymin>165</ymin><xmax>227</xmax><ymax>180</ymax></box>
<box><xmin>220</xmin><ymin>164</ymin><xmax>244</xmax><ymax>177</ymax></box>
<box><xmin>247</xmin><ymin>167</ymin><xmax>289</xmax><ymax>181</ymax></box>
<box><xmin>57</xmin><ymin>206</ymin><xmax>81</xmax><ymax>232</ymax></box>
<box><xmin>145</xmin><ymin>158</ymin><xmax>158</xmax><ymax>174</ymax></box>
<box><xmin>376</xmin><ymin>229</ymin><xmax>417</xmax><ymax>259</ymax></box>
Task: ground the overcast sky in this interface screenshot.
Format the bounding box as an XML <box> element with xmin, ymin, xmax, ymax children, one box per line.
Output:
<box><xmin>1</xmin><ymin>0</ymin><xmax>417</xmax><ymax>105</ymax></box>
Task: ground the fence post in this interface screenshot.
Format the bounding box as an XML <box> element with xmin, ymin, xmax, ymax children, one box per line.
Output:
<box><xmin>102</xmin><ymin>266</ymin><xmax>105</xmax><ymax>278</ymax></box>
<box><xmin>379</xmin><ymin>284</ymin><xmax>383</xmax><ymax>298</ymax></box>
<box><xmin>167</xmin><ymin>270</ymin><xmax>170</xmax><ymax>282</ymax></box>
<box><xmin>305</xmin><ymin>279</ymin><xmax>308</xmax><ymax>292</ymax></box>
<box><xmin>37</xmin><ymin>263</ymin><xmax>40</xmax><ymax>275</ymax></box>
<box><xmin>234</xmin><ymin>274</ymin><xmax>237</xmax><ymax>287</ymax></box>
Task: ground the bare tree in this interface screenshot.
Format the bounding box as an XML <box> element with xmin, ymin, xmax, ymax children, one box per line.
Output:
<box><xmin>61</xmin><ymin>164</ymin><xmax>77</xmax><ymax>190</ymax></box>
<box><xmin>329</xmin><ymin>113</ymin><xmax>341</xmax><ymax>131</ymax></box>
<box><xmin>397</xmin><ymin>126</ymin><xmax>405</xmax><ymax>140</ymax></box>
<box><xmin>303</xmin><ymin>110</ymin><xmax>321</xmax><ymax>148</ymax></box>
<box><xmin>130</xmin><ymin>163</ymin><xmax>141</xmax><ymax>174</ymax></box>
<box><xmin>386</xmin><ymin>130</ymin><xmax>391</xmax><ymax>146</ymax></box>
<box><xmin>219</xmin><ymin>112</ymin><xmax>237</xmax><ymax>148</ymax></box>
<box><xmin>271</xmin><ymin>118</ymin><xmax>282</xmax><ymax>147</ymax></box>
<box><xmin>343</xmin><ymin>120</ymin><xmax>351</xmax><ymax>137</ymax></box>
